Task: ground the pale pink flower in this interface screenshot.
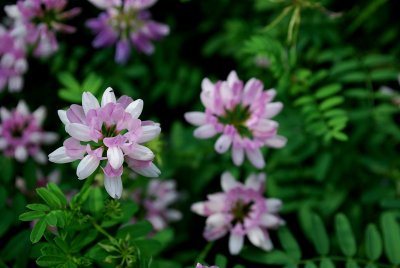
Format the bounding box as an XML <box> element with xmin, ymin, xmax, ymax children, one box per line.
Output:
<box><xmin>191</xmin><ymin>172</ymin><xmax>284</xmax><ymax>255</ymax></box>
<box><xmin>185</xmin><ymin>71</ymin><xmax>286</xmax><ymax>169</ymax></box>
<box><xmin>49</xmin><ymin>87</ymin><xmax>161</xmax><ymax>199</ymax></box>
<box><xmin>132</xmin><ymin>179</ymin><xmax>181</xmax><ymax>231</ymax></box>
<box><xmin>0</xmin><ymin>100</ymin><xmax>58</xmax><ymax>163</ymax></box>
<box><xmin>5</xmin><ymin>0</ymin><xmax>81</xmax><ymax>57</ymax></box>
<box><xmin>196</xmin><ymin>264</ymin><xmax>218</xmax><ymax>268</ymax></box>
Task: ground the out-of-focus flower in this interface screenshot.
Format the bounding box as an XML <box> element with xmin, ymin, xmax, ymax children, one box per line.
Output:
<box><xmin>185</xmin><ymin>71</ymin><xmax>286</xmax><ymax>169</ymax></box>
<box><xmin>379</xmin><ymin>75</ymin><xmax>400</xmax><ymax>107</ymax></box>
<box><xmin>0</xmin><ymin>100</ymin><xmax>58</xmax><ymax>163</ymax></box>
<box><xmin>254</xmin><ymin>55</ymin><xmax>271</xmax><ymax>69</ymax></box>
<box><xmin>0</xmin><ymin>26</ymin><xmax>27</xmax><ymax>93</ymax></box>
<box><xmin>86</xmin><ymin>0</ymin><xmax>169</xmax><ymax>64</ymax></box>
<box><xmin>191</xmin><ymin>172</ymin><xmax>284</xmax><ymax>255</ymax></box>
<box><xmin>5</xmin><ymin>0</ymin><xmax>81</xmax><ymax>57</ymax></box>
<box><xmin>196</xmin><ymin>264</ymin><xmax>218</xmax><ymax>268</ymax></box>
<box><xmin>49</xmin><ymin>87</ymin><xmax>161</xmax><ymax>199</ymax></box>
<box><xmin>132</xmin><ymin>179</ymin><xmax>181</xmax><ymax>231</ymax></box>
<box><xmin>16</xmin><ymin>169</ymin><xmax>60</xmax><ymax>193</ymax></box>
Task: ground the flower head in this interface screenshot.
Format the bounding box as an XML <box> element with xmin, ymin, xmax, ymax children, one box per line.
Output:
<box><xmin>0</xmin><ymin>26</ymin><xmax>27</xmax><ymax>92</ymax></box>
<box><xmin>185</xmin><ymin>71</ymin><xmax>287</xmax><ymax>169</ymax></box>
<box><xmin>132</xmin><ymin>179</ymin><xmax>181</xmax><ymax>231</ymax></box>
<box><xmin>0</xmin><ymin>100</ymin><xmax>58</xmax><ymax>163</ymax></box>
<box><xmin>196</xmin><ymin>264</ymin><xmax>218</xmax><ymax>268</ymax></box>
<box><xmin>86</xmin><ymin>0</ymin><xmax>169</xmax><ymax>64</ymax></box>
<box><xmin>5</xmin><ymin>0</ymin><xmax>81</xmax><ymax>57</ymax></box>
<box><xmin>191</xmin><ymin>172</ymin><xmax>284</xmax><ymax>255</ymax></box>
<box><xmin>49</xmin><ymin>87</ymin><xmax>161</xmax><ymax>199</ymax></box>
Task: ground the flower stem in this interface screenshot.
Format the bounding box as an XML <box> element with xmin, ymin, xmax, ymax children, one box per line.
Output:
<box><xmin>92</xmin><ymin>220</ymin><xmax>116</xmax><ymax>242</ymax></box>
<box><xmin>196</xmin><ymin>241</ymin><xmax>214</xmax><ymax>265</ymax></box>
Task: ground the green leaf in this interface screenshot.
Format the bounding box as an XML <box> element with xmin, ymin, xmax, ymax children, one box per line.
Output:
<box><xmin>58</xmin><ymin>72</ymin><xmax>80</xmax><ymax>91</ymax></box>
<box><xmin>365</xmin><ymin>224</ymin><xmax>382</xmax><ymax>261</ymax></box>
<box><xmin>0</xmin><ymin>210</ymin><xmax>14</xmax><ymax>237</ymax></box>
<box><xmin>346</xmin><ymin>260</ymin><xmax>359</xmax><ymax>268</ymax></box>
<box><xmin>36</xmin><ymin>255</ymin><xmax>67</xmax><ymax>267</ymax></box>
<box><xmin>380</xmin><ymin>213</ymin><xmax>400</xmax><ymax>264</ymax></box>
<box><xmin>88</xmin><ymin>187</ymin><xmax>104</xmax><ymax>215</ymax></box>
<box><xmin>319</xmin><ymin>97</ymin><xmax>344</xmax><ymax>111</ymax></box>
<box><xmin>1</xmin><ymin>230</ymin><xmax>30</xmax><ymax>261</ymax></box>
<box><xmin>36</xmin><ymin>188</ymin><xmax>62</xmax><ymax>208</ymax></box>
<box><xmin>305</xmin><ymin>262</ymin><xmax>318</xmax><ymax>268</ymax></box>
<box><xmin>315</xmin><ymin>84</ymin><xmax>342</xmax><ymax>99</ymax></box>
<box><xmin>331</xmin><ymin>132</ymin><xmax>348</xmax><ymax>141</ymax></box>
<box><xmin>45</xmin><ymin>211</ymin><xmax>58</xmax><ymax>226</ymax></box>
<box><xmin>54</xmin><ymin>237</ymin><xmax>69</xmax><ymax>253</ymax></box>
<box><xmin>116</xmin><ymin>221</ymin><xmax>153</xmax><ymax>239</ymax></box>
<box><xmin>0</xmin><ymin>156</ymin><xmax>14</xmax><ymax>183</ymax></box>
<box><xmin>278</xmin><ymin>227</ymin><xmax>301</xmax><ymax>260</ymax></box>
<box><xmin>70</xmin><ymin>229</ymin><xmax>98</xmax><ymax>252</ymax></box>
<box><xmin>19</xmin><ymin>211</ymin><xmax>46</xmax><ymax>221</ymax></box>
<box><xmin>311</xmin><ymin>214</ymin><xmax>330</xmax><ymax>255</ymax></box>
<box><xmin>47</xmin><ymin>183</ymin><xmax>67</xmax><ymax>207</ymax></box>
<box><xmin>215</xmin><ymin>254</ymin><xmax>227</xmax><ymax>268</ymax></box>
<box><xmin>240</xmin><ymin>249</ymin><xmax>292</xmax><ymax>265</ymax></box>
<box><xmin>27</xmin><ymin>204</ymin><xmax>50</xmax><ymax>212</ymax></box>
<box><xmin>335</xmin><ymin>214</ymin><xmax>356</xmax><ymax>257</ymax></box>
<box><xmin>319</xmin><ymin>258</ymin><xmax>335</xmax><ymax>268</ymax></box>
<box><xmin>30</xmin><ymin>218</ymin><xmax>47</xmax><ymax>243</ymax></box>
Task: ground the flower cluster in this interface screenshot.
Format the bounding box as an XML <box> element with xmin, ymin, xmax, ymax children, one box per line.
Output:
<box><xmin>0</xmin><ymin>0</ymin><xmax>80</xmax><ymax>92</ymax></box>
<box><xmin>132</xmin><ymin>179</ymin><xmax>182</xmax><ymax>231</ymax></box>
<box><xmin>0</xmin><ymin>101</ymin><xmax>58</xmax><ymax>163</ymax></box>
<box><xmin>192</xmin><ymin>172</ymin><xmax>284</xmax><ymax>255</ymax></box>
<box><xmin>87</xmin><ymin>0</ymin><xmax>169</xmax><ymax>64</ymax></box>
<box><xmin>49</xmin><ymin>87</ymin><xmax>161</xmax><ymax>199</ymax></box>
<box><xmin>185</xmin><ymin>71</ymin><xmax>286</xmax><ymax>169</ymax></box>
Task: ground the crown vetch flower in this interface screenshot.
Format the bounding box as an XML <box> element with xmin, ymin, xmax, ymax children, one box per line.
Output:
<box><xmin>0</xmin><ymin>101</ymin><xmax>58</xmax><ymax>163</ymax></box>
<box><xmin>196</xmin><ymin>264</ymin><xmax>218</xmax><ymax>268</ymax></box>
<box><xmin>185</xmin><ymin>71</ymin><xmax>287</xmax><ymax>169</ymax></box>
<box><xmin>5</xmin><ymin>0</ymin><xmax>81</xmax><ymax>57</ymax></box>
<box><xmin>0</xmin><ymin>26</ymin><xmax>27</xmax><ymax>92</ymax></box>
<box><xmin>48</xmin><ymin>87</ymin><xmax>161</xmax><ymax>199</ymax></box>
<box><xmin>132</xmin><ymin>179</ymin><xmax>182</xmax><ymax>231</ymax></box>
<box><xmin>86</xmin><ymin>0</ymin><xmax>169</xmax><ymax>64</ymax></box>
<box><xmin>191</xmin><ymin>172</ymin><xmax>284</xmax><ymax>255</ymax></box>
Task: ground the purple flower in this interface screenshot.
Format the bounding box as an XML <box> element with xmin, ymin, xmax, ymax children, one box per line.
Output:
<box><xmin>48</xmin><ymin>87</ymin><xmax>161</xmax><ymax>199</ymax></box>
<box><xmin>86</xmin><ymin>0</ymin><xmax>169</xmax><ymax>64</ymax></box>
<box><xmin>132</xmin><ymin>179</ymin><xmax>182</xmax><ymax>231</ymax></box>
<box><xmin>185</xmin><ymin>71</ymin><xmax>287</xmax><ymax>169</ymax></box>
<box><xmin>5</xmin><ymin>0</ymin><xmax>81</xmax><ymax>57</ymax></box>
<box><xmin>196</xmin><ymin>264</ymin><xmax>218</xmax><ymax>268</ymax></box>
<box><xmin>191</xmin><ymin>172</ymin><xmax>284</xmax><ymax>255</ymax></box>
<box><xmin>0</xmin><ymin>26</ymin><xmax>27</xmax><ymax>93</ymax></box>
<box><xmin>0</xmin><ymin>101</ymin><xmax>58</xmax><ymax>163</ymax></box>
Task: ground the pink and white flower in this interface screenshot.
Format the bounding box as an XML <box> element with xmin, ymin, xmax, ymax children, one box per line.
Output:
<box><xmin>196</xmin><ymin>264</ymin><xmax>218</xmax><ymax>268</ymax></box>
<box><xmin>185</xmin><ymin>71</ymin><xmax>287</xmax><ymax>169</ymax></box>
<box><xmin>86</xmin><ymin>0</ymin><xmax>169</xmax><ymax>64</ymax></box>
<box><xmin>191</xmin><ymin>171</ymin><xmax>284</xmax><ymax>255</ymax></box>
<box><xmin>0</xmin><ymin>26</ymin><xmax>27</xmax><ymax>92</ymax></box>
<box><xmin>5</xmin><ymin>0</ymin><xmax>81</xmax><ymax>57</ymax></box>
<box><xmin>48</xmin><ymin>87</ymin><xmax>161</xmax><ymax>199</ymax></box>
<box><xmin>132</xmin><ymin>179</ymin><xmax>182</xmax><ymax>231</ymax></box>
<box><xmin>0</xmin><ymin>101</ymin><xmax>58</xmax><ymax>163</ymax></box>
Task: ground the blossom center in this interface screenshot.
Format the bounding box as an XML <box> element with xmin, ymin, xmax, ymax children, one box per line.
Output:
<box><xmin>111</xmin><ymin>7</ymin><xmax>144</xmax><ymax>38</ymax></box>
<box><xmin>218</xmin><ymin>105</ymin><xmax>252</xmax><ymax>137</ymax></box>
<box><xmin>231</xmin><ymin>200</ymin><xmax>253</xmax><ymax>225</ymax></box>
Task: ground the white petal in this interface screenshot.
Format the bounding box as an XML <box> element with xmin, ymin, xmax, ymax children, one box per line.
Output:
<box><xmin>0</xmin><ymin>107</ymin><xmax>11</xmax><ymax>120</ymax></box>
<box><xmin>125</xmin><ymin>99</ymin><xmax>143</xmax><ymax>119</ymax></box>
<box><xmin>232</xmin><ymin>146</ymin><xmax>244</xmax><ymax>166</ymax></box>
<box><xmin>201</xmin><ymin>77</ymin><xmax>214</xmax><ymax>92</ymax></box>
<box><xmin>229</xmin><ymin>233</ymin><xmax>244</xmax><ymax>255</ymax></box>
<box><xmin>82</xmin><ymin>92</ymin><xmax>100</xmax><ymax>115</ymax></box>
<box><xmin>137</xmin><ymin>125</ymin><xmax>161</xmax><ymax>143</ymax></box>
<box><xmin>107</xmin><ymin>146</ymin><xmax>124</xmax><ymax>169</ymax></box>
<box><xmin>33</xmin><ymin>106</ymin><xmax>46</xmax><ymax>125</ymax></box>
<box><xmin>77</xmin><ymin>154</ymin><xmax>100</xmax><ymax>180</ymax></box>
<box><xmin>206</xmin><ymin>213</ymin><xmax>225</xmax><ymax>228</ymax></box>
<box><xmin>42</xmin><ymin>132</ymin><xmax>59</xmax><ymax>144</ymax></box>
<box><xmin>9</xmin><ymin>76</ymin><xmax>23</xmax><ymax>92</ymax></box>
<box><xmin>260</xmin><ymin>214</ymin><xmax>281</xmax><ymax>228</ymax></box>
<box><xmin>65</xmin><ymin>123</ymin><xmax>92</xmax><ymax>141</ymax></box>
<box><xmin>227</xmin><ymin>70</ymin><xmax>239</xmax><ymax>88</ymax></box>
<box><xmin>214</xmin><ymin>135</ymin><xmax>232</xmax><ymax>153</ymax></box>
<box><xmin>101</xmin><ymin>87</ymin><xmax>117</xmax><ymax>106</ymax></box>
<box><xmin>264</xmin><ymin>102</ymin><xmax>283</xmax><ymax>118</ymax></box>
<box><xmin>15</xmin><ymin>146</ymin><xmax>28</xmax><ymax>162</ymax></box>
<box><xmin>184</xmin><ymin>112</ymin><xmax>207</xmax><ymax>126</ymax></box>
<box><xmin>247</xmin><ymin>227</ymin><xmax>272</xmax><ymax>251</ymax></box>
<box><xmin>0</xmin><ymin>137</ymin><xmax>7</xmax><ymax>149</ymax></box>
<box><xmin>16</xmin><ymin>100</ymin><xmax>29</xmax><ymax>115</ymax></box>
<box><xmin>104</xmin><ymin>174</ymin><xmax>123</xmax><ymax>199</ymax></box>
<box><xmin>4</xmin><ymin>5</ymin><xmax>20</xmax><ymax>18</ymax></box>
<box><xmin>193</xmin><ymin>124</ymin><xmax>217</xmax><ymax>139</ymax></box>
<box><xmin>48</xmin><ymin>147</ymin><xmax>75</xmax><ymax>163</ymax></box>
<box><xmin>191</xmin><ymin>202</ymin><xmax>206</xmax><ymax>216</ymax></box>
<box><xmin>245</xmin><ymin>148</ymin><xmax>265</xmax><ymax>169</ymax></box>
<box><xmin>245</xmin><ymin>173</ymin><xmax>265</xmax><ymax>191</ymax></box>
<box><xmin>126</xmin><ymin>144</ymin><xmax>154</xmax><ymax>161</ymax></box>
<box><xmin>266</xmin><ymin>198</ymin><xmax>282</xmax><ymax>213</ymax></box>
<box><xmin>33</xmin><ymin>150</ymin><xmax>47</xmax><ymax>164</ymax></box>
<box><xmin>58</xmin><ymin>110</ymin><xmax>69</xmax><ymax>125</ymax></box>
<box><xmin>131</xmin><ymin>162</ymin><xmax>160</xmax><ymax>177</ymax></box>
<box><xmin>265</xmin><ymin>135</ymin><xmax>287</xmax><ymax>148</ymax></box>
<box><xmin>221</xmin><ymin>171</ymin><xmax>240</xmax><ymax>192</ymax></box>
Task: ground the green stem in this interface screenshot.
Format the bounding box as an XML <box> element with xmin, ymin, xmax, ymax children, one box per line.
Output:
<box><xmin>196</xmin><ymin>241</ymin><xmax>214</xmax><ymax>265</ymax></box>
<box><xmin>92</xmin><ymin>220</ymin><xmax>116</xmax><ymax>242</ymax></box>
